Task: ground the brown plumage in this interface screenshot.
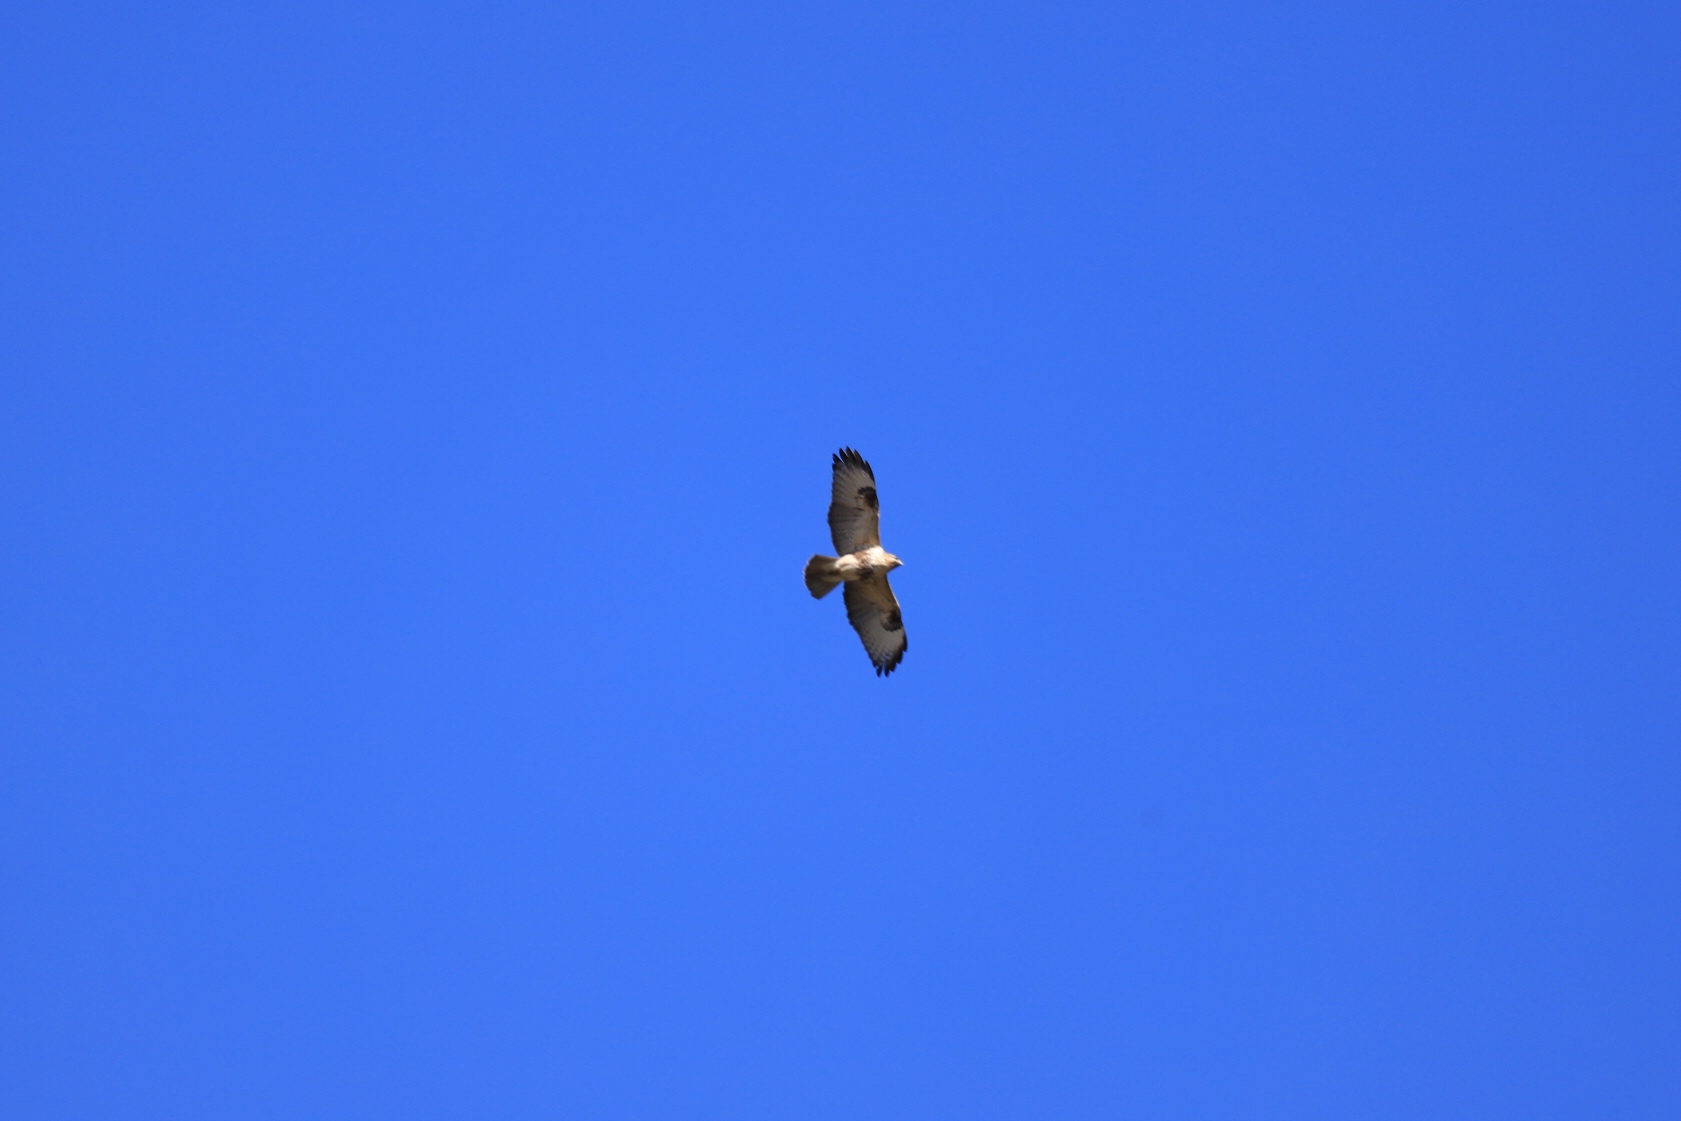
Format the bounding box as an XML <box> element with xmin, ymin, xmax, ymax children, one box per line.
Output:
<box><xmin>803</xmin><ymin>448</ymin><xmax>907</xmax><ymax>676</ymax></box>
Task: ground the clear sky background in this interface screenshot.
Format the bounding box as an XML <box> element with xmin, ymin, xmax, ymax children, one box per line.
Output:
<box><xmin>3</xmin><ymin>2</ymin><xmax>1678</xmax><ymax>1118</ymax></box>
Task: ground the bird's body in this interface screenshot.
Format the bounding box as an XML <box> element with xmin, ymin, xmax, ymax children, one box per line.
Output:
<box><xmin>805</xmin><ymin>449</ymin><xmax>907</xmax><ymax>676</ymax></box>
<box><xmin>832</xmin><ymin>546</ymin><xmax>899</xmax><ymax>582</ymax></box>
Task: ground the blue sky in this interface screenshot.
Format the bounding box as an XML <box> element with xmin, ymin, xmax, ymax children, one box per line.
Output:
<box><xmin>3</xmin><ymin>2</ymin><xmax>1678</xmax><ymax>1117</ymax></box>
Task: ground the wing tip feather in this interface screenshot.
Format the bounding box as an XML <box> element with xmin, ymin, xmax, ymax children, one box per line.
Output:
<box><xmin>875</xmin><ymin>640</ymin><xmax>906</xmax><ymax>676</ymax></box>
<box><xmin>832</xmin><ymin>446</ymin><xmax>874</xmax><ymax>479</ymax></box>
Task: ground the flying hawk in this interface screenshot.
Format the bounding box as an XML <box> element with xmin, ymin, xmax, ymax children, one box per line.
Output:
<box><xmin>804</xmin><ymin>448</ymin><xmax>907</xmax><ymax>676</ymax></box>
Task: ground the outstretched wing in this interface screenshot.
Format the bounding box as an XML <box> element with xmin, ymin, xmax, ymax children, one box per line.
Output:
<box><xmin>843</xmin><ymin>573</ymin><xmax>906</xmax><ymax>676</ymax></box>
<box><xmin>828</xmin><ymin>447</ymin><xmax>881</xmax><ymax>555</ymax></box>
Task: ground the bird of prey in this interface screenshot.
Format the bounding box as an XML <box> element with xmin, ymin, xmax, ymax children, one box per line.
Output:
<box><xmin>804</xmin><ymin>448</ymin><xmax>907</xmax><ymax>676</ymax></box>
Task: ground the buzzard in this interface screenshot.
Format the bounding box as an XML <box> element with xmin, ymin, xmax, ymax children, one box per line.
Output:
<box><xmin>804</xmin><ymin>448</ymin><xmax>907</xmax><ymax>676</ymax></box>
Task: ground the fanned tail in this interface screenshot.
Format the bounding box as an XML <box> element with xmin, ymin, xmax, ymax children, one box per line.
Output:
<box><xmin>804</xmin><ymin>554</ymin><xmax>842</xmax><ymax>599</ymax></box>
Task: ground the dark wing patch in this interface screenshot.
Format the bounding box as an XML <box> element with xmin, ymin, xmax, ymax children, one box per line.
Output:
<box><xmin>828</xmin><ymin>447</ymin><xmax>881</xmax><ymax>554</ymax></box>
<box><xmin>843</xmin><ymin>575</ymin><xmax>907</xmax><ymax>676</ymax></box>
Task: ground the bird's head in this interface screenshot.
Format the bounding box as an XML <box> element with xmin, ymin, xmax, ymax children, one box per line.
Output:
<box><xmin>885</xmin><ymin>552</ymin><xmax>905</xmax><ymax>570</ymax></box>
